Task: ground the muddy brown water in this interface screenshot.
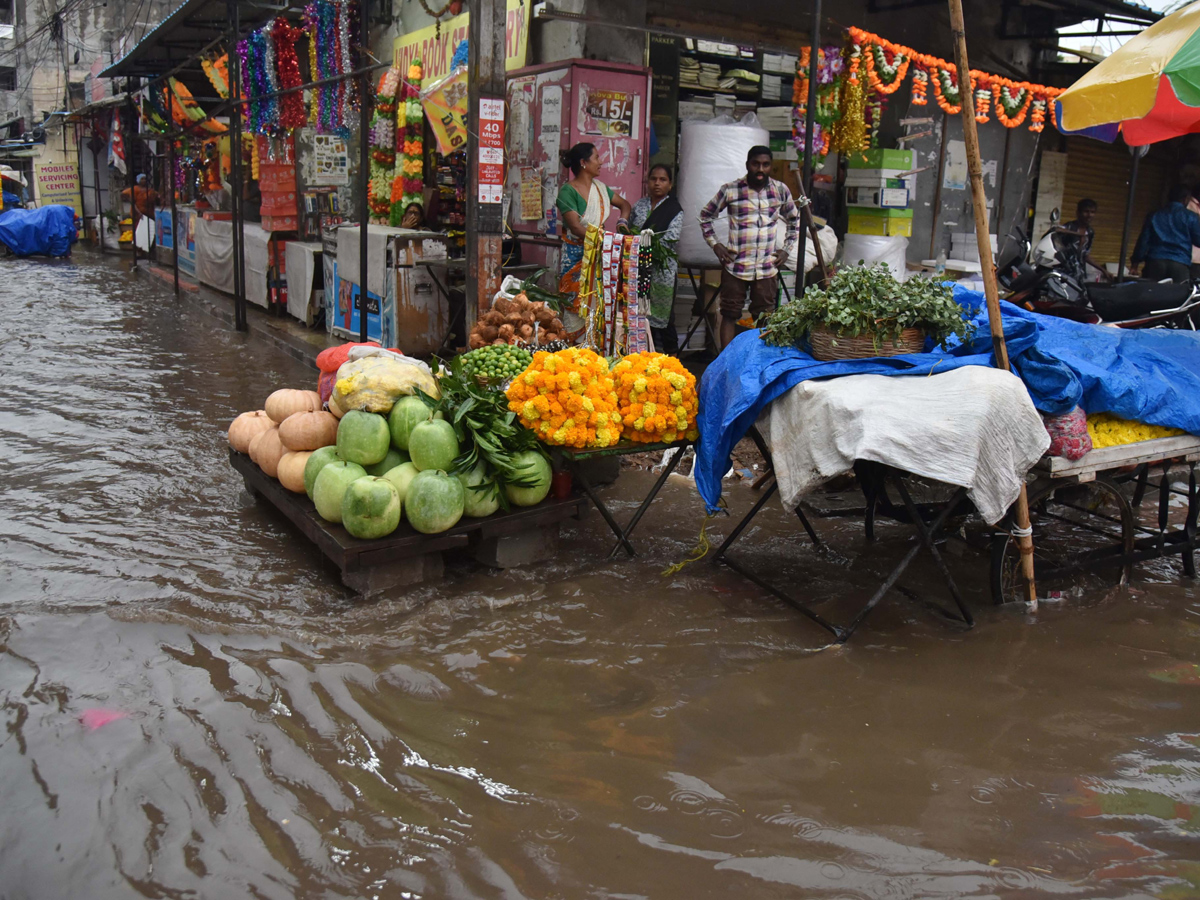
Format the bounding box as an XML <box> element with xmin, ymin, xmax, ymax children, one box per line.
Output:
<box><xmin>3</xmin><ymin>255</ymin><xmax>1200</xmax><ymax>899</ymax></box>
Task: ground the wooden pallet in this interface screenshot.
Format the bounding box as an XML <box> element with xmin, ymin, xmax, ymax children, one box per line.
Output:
<box><xmin>230</xmin><ymin>449</ymin><xmax>587</xmax><ymax>593</ymax></box>
<box><xmin>1035</xmin><ymin>435</ymin><xmax>1200</xmax><ymax>483</ymax></box>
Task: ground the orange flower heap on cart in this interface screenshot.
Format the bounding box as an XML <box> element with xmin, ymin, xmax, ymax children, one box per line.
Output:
<box><xmin>611</xmin><ymin>352</ymin><xmax>700</xmax><ymax>444</ymax></box>
<box><xmin>506</xmin><ymin>347</ymin><xmax>623</xmax><ymax>448</ymax></box>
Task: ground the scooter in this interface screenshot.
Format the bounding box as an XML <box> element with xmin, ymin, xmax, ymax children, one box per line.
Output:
<box><xmin>998</xmin><ymin>216</ymin><xmax>1200</xmax><ymax>329</ymax></box>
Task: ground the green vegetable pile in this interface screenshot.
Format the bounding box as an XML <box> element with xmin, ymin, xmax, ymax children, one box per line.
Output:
<box><xmin>460</xmin><ymin>344</ymin><xmax>533</xmax><ymax>383</ymax></box>
<box><xmin>758</xmin><ymin>264</ymin><xmax>976</xmax><ymax>352</ymax></box>
<box><xmin>417</xmin><ymin>357</ymin><xmax>549</xmax><ymax>508</ymax></box>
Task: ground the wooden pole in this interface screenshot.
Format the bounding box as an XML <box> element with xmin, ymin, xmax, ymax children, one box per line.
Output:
<box><xmin>947</xmin><ymin>0</ymin><xmax>1038</xmax><ymax>607</ymax></box>
<box><xmin>466</xmin><ymin>0</ymin><xmax>508</xmax><ymax>334</ymax></box>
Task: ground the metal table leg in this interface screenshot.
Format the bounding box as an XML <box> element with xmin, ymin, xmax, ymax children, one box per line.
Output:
<box><xmin>571</xmin><ymin>463</ymin><xmax>636</xmax><ymax>557</ymax></box>
<box><xmin>604</xmin><ymin>445</ymin><xmax>688</xmax><ymax>559</ymax></box>
<box><xmin>1185</xmin><ymin>463</ymin><xmax>1199</xmax><ymax>578</ymax></box>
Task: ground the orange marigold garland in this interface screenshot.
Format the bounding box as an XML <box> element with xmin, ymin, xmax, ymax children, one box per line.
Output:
<box><xmin>611</xmin><ymin>353</ymin><xmax>699</xmax><ymax>444</ymax></box>
<box><xmin>911</xmin><ymin>64</ymin><xmax>928</xmax><ymax>105</ymax></box>
<box><xmin>974</xmin><ymin>86</ymin><xmax>991</xmax><ymax>123</ymax></box>
<box><xmin>506</xmin><ymin>348</ymin><xmax>623</xmax><ymax>449</ymax></box>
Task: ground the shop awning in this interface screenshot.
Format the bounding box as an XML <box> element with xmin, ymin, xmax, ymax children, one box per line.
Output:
<box><xmin>100</xmin><ymin>0</ymin><xmax>303</xmax><ymax>80</ymax></box>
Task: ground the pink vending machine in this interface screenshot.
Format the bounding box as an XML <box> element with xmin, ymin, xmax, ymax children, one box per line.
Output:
<box><xmin>506</xmin><ymin>60</ymin><xmax>652</xmax><ymax>272</ymax></box>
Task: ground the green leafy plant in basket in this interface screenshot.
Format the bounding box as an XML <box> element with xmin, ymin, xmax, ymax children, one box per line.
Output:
<box><xmin>758</xmin><ymin>264</ymin><xmax>975</xmax><ymax>355</ymax></box>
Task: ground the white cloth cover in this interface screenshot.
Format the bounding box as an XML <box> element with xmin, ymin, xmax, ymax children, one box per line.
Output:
<box><xmin>757</xmin><ymin>366</ymin><xmax>1050</xmax><ymax>524</ymax></box>
<box><xmin>336</xmin><ymin>224</ymin><xmax>407</xmax><ymax>298</ymax></box>
<box><xmin>676</xmin><ymin>114</ymin><xmax>769</xmax><ymax>267</ymax></box>
<box><xmin>286</xmin><ymin>241</ymin><xmax>322</xmax><ymax>323</ymax></box>
<box><xmin>194</xmin><ymin>218</ymin><xmax>271</xmax><ymax>307</ymax></box>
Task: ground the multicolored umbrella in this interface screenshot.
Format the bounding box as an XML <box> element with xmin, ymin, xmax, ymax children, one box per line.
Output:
<box><xmin>1056</xmin><ymin>0</ymin><xmax>1200</xmax><ymax>144</ymax></box>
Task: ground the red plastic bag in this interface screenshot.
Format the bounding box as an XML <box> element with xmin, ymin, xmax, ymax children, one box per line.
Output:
<box><xmin>1043</xmin><ymin>407</ymin><xmax>1092</xmax><ymax>460</ymax></box>
<box><xmin>317</xmin><ymin>369</ymin><xmax>338</xmax><ymax>403</ymax></box>
<box><xmin>316</xmin><ymin>341</ymin><xmax>379</xmax><ymax>374</ymax></box>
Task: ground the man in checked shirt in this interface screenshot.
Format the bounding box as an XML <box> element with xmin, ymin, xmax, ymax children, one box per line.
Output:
<box><xmin>699</xmin><ymin>146</ymin><xmax>801</xmax><ymax>348</ymax></box>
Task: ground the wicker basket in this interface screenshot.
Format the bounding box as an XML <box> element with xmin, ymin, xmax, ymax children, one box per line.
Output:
<box><xmin>806</xmin><ymin>325</ymin><xmax>926</xmax><ymax>361</ymax></box>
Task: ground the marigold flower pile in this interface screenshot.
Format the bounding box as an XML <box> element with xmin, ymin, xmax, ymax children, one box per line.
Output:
<box><xmin>506</xmin><ymin>347</ymin><xmax>623</xmax><ymax>448</ymax></box>
<box><xmin>611</xmin><ymin>352</ymin><xmax>700</xmax><ymax>444</ymax></box>
<box><xmin>1086</xmin><ymin>412</ymin><xmax>1184</xmax><ymax>449</ymax></box>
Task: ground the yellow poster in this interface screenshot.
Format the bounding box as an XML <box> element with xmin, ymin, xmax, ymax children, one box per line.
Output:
<box><xmin>392</xmin><ymin>0</ymin><xmax>529</xmax><ymax>83</ymax></box>
<box><xmin>423</xmin><ymin>68</ymin><xmax>469</xmax><ymax>155</ymax></box>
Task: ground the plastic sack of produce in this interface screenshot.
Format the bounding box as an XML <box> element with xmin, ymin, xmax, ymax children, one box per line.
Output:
<box><xmin>334</xmin><ymin>354</ymin><xmax>438</xmax><ymax>413</ymax></box>
<box><xmin>1043</xmin><ymin>407</ymin><xmax>1093</xmax><ymax>460</ymax></box>
<box><xmin>316</xmin><ymin>341</ymin><xmax>379</xmax><ymax>374</ymax></box>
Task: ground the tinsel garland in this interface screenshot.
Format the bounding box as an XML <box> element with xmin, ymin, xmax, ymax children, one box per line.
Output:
<box><xmin>391</xmin><ymin>60</ymin><xmax>424</xmax><ymax>224</ymax></box>
<box><xmin>337</xmin><ymin>0</ymin><xmax>354</xmax><ymax>135</ymax></box>
<box><xmin>237</xmin><ymin>38</ymin><xmax>258</xmax><ymax>131</ymax></box>
<box><xmin>304</xmin><ymin>1</ymin><xmax>346</xmax><ymax>134</ymax></box>
<box><xmin>273</xmin><ymin>18</ymin><xmax>307</xmax><ymax>130</ymax></box>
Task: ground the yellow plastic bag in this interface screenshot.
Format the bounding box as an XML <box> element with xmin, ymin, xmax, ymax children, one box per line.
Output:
<box><xmin>333</xmin><ymin>355</ymin><xmax>439</xmax><ymax>413</ymax></box>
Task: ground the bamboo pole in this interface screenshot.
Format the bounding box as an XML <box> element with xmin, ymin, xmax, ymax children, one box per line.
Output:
<box><xmin>947</xmin><ymin>0</ymin><xmax>1038</xmax><ymax>608</ymax></box>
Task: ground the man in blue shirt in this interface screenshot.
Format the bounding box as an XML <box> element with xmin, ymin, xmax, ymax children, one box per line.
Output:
<box><xmin>1132</xmin><ymin>185</ymin><xmax>1200</xmax><ymax>283</ymax></box>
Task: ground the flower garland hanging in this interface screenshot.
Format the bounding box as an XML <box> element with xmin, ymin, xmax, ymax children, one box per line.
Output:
<box><xmin>863</xmin><ymin>42</ymin><xmax>909</xmax><ymax>95</ymax></box>
<box><xmin>792</xmin><ymin>45</ymin><xmax>845</xmax><ymax>162</ymax></box>
<box><xmin>367</xmin><ymin>67</ymin><xmax>400</xmax><ymax>222</ymax></box>
<box><xmin>392</xmin><ymin>59</ymin><xmax>424</xmax><ymax>225</ymax></box>
<box><xmin>273</xmin><ymin>18</ymin><xmax>307</xmax><ymax>131</ymax></box>
<box><xmin>911</xmin><ymin>63</ymin><xmax>928</xmax><ymax>105</ymax></box>
<box><xmin>845</xmin><ymin>26</ymin><xmax>1064</xmax><ymax>132</ymax></box>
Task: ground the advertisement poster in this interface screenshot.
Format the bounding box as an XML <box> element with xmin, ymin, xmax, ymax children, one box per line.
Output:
<box><xmin>519</xmin><ymin>167</ymin><xmax>541</xmax><ymax>220</ymax></box>
<box><xmin>35</xmin><ymin>162</ymin><xmax>82</xmax><ymax>211</ymax></box>
<box><xmin>581</xmin><ymin>89</ymin><xmax>635</xmax><ymax>137</ymax></box>
<box><xmin>478</xmin><ymin>98</ymin><xmax>505</xmax><ymax>205</ymax></box>
<box><xmin>423</xmin><ymin>68</ymin><xmax>468</xmax><ymax>155</ymax></box>
<box><xmin>311</xmin><ymin>134</ymin><xmax>349</xmax><ymax>185</ymax></box>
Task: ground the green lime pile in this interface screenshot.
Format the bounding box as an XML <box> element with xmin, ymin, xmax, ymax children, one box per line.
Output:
<box><xmin>461</xmin><ymin>344</ymin><xmax>533</xmax><ymax>384</ymax></box>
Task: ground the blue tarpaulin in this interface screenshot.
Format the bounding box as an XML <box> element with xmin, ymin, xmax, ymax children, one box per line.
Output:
<box><xmin>695</xmin><ymin>286</ymin><xmax>1200</xmax><ymax>513</ymax></box>
<box><xmin>0</xmin><ymin>205</ymin><xmax>77</xmax><ymax>257</ymax></box>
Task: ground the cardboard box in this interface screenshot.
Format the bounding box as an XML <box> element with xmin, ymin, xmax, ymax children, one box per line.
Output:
<box><xmin>844</xmin><ymin>149</ymin><xmax>913</xmax><ymax>170</ymax></box>
<box><xmin>259</xmin><ymin>163</ymin><xmax>296</xmax><ymax>191</ymax></box>
<box><xmin>847</xmin><ymin>206</ymin><xmax>913</xmax><ymax>237</ymax></box>
<box><xmin>845</xmin><ymin>185</ymin><xmax>910</xmax><ymax>209</ymax></box>
<box><xmin>260</xmin><ymin>214</ymin><xmax>299</xmax><ymax>232</ymax></box>
<box><xmin>261</xmin><ymin>190</ymin><xmax>298</xmax><ymax>215</ymax></box>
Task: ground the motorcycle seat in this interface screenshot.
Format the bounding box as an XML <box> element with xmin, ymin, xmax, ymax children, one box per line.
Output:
<box><xmin>1086</xmin><ymin>281</ymin><xmax>1194</xmax><ymax>320</ymax></box>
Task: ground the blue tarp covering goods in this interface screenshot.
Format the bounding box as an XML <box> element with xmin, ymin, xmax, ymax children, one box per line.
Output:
<box><xmin>0</xmin><ymin>205</ymin><xmax>77</xmax><ymax>257</ymax></box>
<box><xmin>696</xmin><ymin>286</ymin><xmax>1200</xmax><ymax>513</ymax></box>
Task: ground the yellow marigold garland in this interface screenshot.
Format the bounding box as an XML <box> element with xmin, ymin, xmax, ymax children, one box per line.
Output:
<box><xmin>506</xmin><ymin>347</ymin><xmax>623</xmax><ymax>448</ymax></box>
<box><xmin>611</xmin><ymin>352</ymin><xmax>699</xmax><ymax>444</ymax></box>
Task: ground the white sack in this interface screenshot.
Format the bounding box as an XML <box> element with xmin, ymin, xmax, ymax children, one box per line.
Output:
<box><xmin>757</xmin><ymin>366</ymin><xmax>1049</xmax><ymax>524</ymax></box>
<box><xmin>677</xmin><ymin>114</ymin><xmax>769</xmax><ymax>268</ymax></box>
<box><xmin>842</xmin><ymin>233</ymin><xmax>909</xmax><ymax>281</ymax></box>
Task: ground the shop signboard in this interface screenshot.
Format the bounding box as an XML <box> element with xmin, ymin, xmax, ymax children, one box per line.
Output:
<box><xmin>34</xmin><ymin>160</ymin><xmax>82</xmax><ymax>211</ymax></box>
<box><xmin>392</xmin><ymin>0</ymin><xmax>529</xmax><ymax>83</ymax></box>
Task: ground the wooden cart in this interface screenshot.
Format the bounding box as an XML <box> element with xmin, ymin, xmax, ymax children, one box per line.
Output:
<box><xmin>230</xmin><ymin>449</ymin><xmax>587</xmax><ymax>595</ymax></box>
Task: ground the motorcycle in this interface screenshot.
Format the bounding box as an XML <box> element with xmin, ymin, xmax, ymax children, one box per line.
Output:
<box><xmin>997</xmin><ymin>216</ymin><xmax>1200</xmax><ymax>329</ymax></box>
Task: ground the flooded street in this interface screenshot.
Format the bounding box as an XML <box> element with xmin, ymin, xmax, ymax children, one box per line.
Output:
<box><xmin>5</xmin><ymin>253</ymin><xmax>1200</xmax><ymax>898</ymax></box>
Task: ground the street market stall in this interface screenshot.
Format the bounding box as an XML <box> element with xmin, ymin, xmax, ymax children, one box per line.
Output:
<box><xmin>697</xmin><ymin>278</ymin><xmax>1200</xmax><ymax>640</ymax></box>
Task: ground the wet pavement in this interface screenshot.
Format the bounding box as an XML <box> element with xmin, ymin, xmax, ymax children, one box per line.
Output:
<box><xmin>3</xmin><ymin>253</ymin><xmax>1200</xmax><ymax>898</ymax></box>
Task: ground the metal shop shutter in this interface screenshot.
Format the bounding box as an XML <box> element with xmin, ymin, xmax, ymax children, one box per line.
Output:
<box><xmin>1062</xmin><ymin>136</ymin><xmax>1168</xmax><ymax>265</ymax></box>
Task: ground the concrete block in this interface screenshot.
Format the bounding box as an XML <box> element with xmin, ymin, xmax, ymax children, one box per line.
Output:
<box><xmin>473</xmin><ymin>524</ymin><xmax>559</xmax><ymax>568</ymax></box>
<box><xmin>342</xmin><ymin>552</ymin><xmax>443</xmax><ymax>596</ymax></box>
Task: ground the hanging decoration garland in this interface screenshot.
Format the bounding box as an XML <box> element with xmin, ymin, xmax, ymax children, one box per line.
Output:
<box><xmin>846</xmin><ymin>26</ymin><xmax>1063</xmax><ymax>132</ymax></box>
<box><xmin>201</xmin><ymin>53</ymin><xmax>230</xmax><ymax>99</ymax></box>
<box><xmin>273</xmin><ymin>19</ymin><xmax>307</xmax><ymax>130</ymax></box>
<box><xmin>831</xmin><ymin>43</ymin><xmax>868</xmax><ymax>154</ymax></box>
<box><xmin>303</xmin><ymin>1</ymin><xmax>349</xmax><ymax>134</ymax></box>
<box><xmin>368</xmin><ymin>67</ymin><xmax>400</xmax><ymax>222</ymax></box>
<box><xmin>792</xmin><ymin>45</ymin><xmax>845</xmax><ymax>162</ymax></box>
<box><xmin>393</xmin><ymin>59</ymin><xmax>424</xmax><ymax>224</ymax></box>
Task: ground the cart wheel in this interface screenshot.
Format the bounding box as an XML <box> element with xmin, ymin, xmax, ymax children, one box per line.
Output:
<box><xmin>990</xmin><ymin>478</ymin><xmax>1136</xmax><ymax>604</ymax></box>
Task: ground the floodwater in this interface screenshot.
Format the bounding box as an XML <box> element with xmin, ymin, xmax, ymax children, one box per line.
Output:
<box><xmin>3</xmin><ymin>254</ymin><xmax>1200</xmax><ymax>899</ymax></box>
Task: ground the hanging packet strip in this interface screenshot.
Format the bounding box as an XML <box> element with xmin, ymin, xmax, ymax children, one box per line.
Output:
<box><xmin>601</xmin><ymin>231</ymin><xmax>617</xmax><ymax>356</ymax></box>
